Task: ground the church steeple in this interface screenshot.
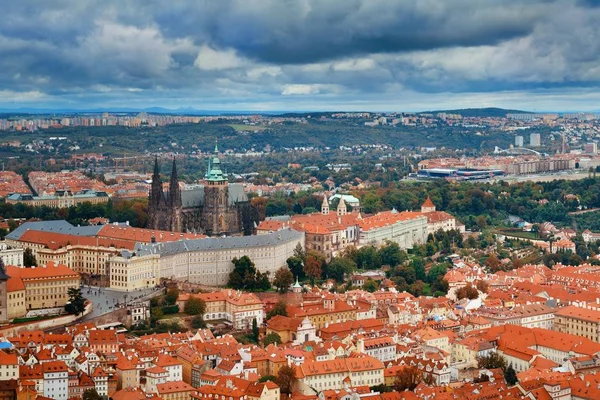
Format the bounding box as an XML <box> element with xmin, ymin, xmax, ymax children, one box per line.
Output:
<box><xmin>169</xmin><ymin>157</ymin><xmax>181</xmax><ymax>208</ymax></box>
<box><xmin>321</xmin><ymin>196</ymin><xmax>329</xmax><ymax>215</ymax></box>
<box><xmin>337</xmin><ymin>196</ymin><xmax>347</xmax><ymax>216</ymax></box>
<box><xmin>153</xmin><ymin>156</ymin><xmax>160</xmax><ymax>179</ymax></box>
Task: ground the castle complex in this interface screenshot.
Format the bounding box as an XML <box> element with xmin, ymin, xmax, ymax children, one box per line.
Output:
<box><xmin>148</xmin><ymin>141</ymin><xmax>255</xmax><ymax>236</ymax></box>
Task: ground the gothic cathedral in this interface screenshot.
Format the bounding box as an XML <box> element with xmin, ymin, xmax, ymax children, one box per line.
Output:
<box><xmin>148</xmin><ymin>141</ymin><xmax>256</xmax><ymax>236</ymax></box>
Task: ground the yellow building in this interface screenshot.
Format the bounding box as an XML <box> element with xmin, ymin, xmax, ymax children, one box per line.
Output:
<box><xmin>555</xmin><ymin>305</ymin><xmax>600</xmax><ymax>342</ymax></box>
<box><xmin>286</xmin><ymin>294</ymin><xmax>357</xmax><ymax>330</ymax></box>
<box><xmin>6</xmin><ymin>263</ymin><xmax>80</xmax><ymax>310</ymax></box>
<box><xmin>6</xmin><ymin>277</ymin><xmax>26</xmax><ymax>320</ymax></box>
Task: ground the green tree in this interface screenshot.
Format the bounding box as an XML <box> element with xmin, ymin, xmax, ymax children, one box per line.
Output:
<box><xmin>411</xmin><ymin>257</ymin><xmax>427</xmax><ymax>281</ymax></box>
<box><xmin>263</xmin><ymin>332</ymin><xmax>282</xmax><ymax>346</ymax></box>
<box><xmin>325</xmin><ymin>256</ymin><xmax>356</xmax><ymax>282</ymax></box>
<box><xmin>184</xmin><ymin>298</ymin><xmax>206</xmax><ymax>315</ymax></box>
<box><xmin>65</xmin><ymin>288</ymin><xmax>86</xmax><ymax>316</ymax></box>
<box><xmin>286</xmin><ymin>256</ymin><xmax>304</xmax><ymax>279</ymax></box>
<box><xmin>363</xmin><ymin>279</ymin><xmax>378</xmax><ymax>293</ymax></box>
<box><xmin>409</xmin><ymin>281</ymin><xmax>426</xmax><ymax>297</ymax></box>
<box><xmin>82</xmin><ymin>388</ymin><xmax>102</xmax><ymax>400</ymax></box>
<box><xmin>275</xmin><ymin>365</ymin><xmax>297</xmax><ymax>395</ymax></box>
<box><xmin>378</xmin><ymin>241</ymin><xmax>407</xmax><ymax>267</ymax></box>
<box><xmin>267</xmin><ymin>300</ymin><xmax>288</xmax><ymax>319</ymax></box>
<box><xmin>370</xmin><ymin>384</ymin><xmax>392</xmax><ymax>393</ymax></box>
<box><xmin>273</xmin><ymin>266</ymin><xmax>294</xmax><ymax>293</ymax></box>
<box><xmin>505</xmin><ymin>364</ymin><xmax>518</xmax><ymax>386</ymax></box>
<box><xmin>356</xmin><ymin>246</ymin><xmax>381</xmax><ymax>269</ymax></box>
<box><xmin>23</xmin><ymin>247</ymin><xmax>37</xmax><ymax>267</ymax></box>
<box><xmin>426</xmin><ymin>263</ymin><xmax>448</xmax><ymax>283</ymax></box>
<box><xmin>252</xmin><ymin>318</ymin><xmax>259</xmax><ymax>342</ymax></box>
<box><xmin>191</xmin><ymin>315</ymin><xmax>207</xmax><ymax>329</ymax></box>
<box><xmin>258</xmin><ymin>375</ymin><xmax>277</xmax><ymax>383</ymax></box>
<box><xmin>478</xmin><ymin>352</ymin><xmax>507</xmax><ymax>370</ymax></box>
<box><xmin>229</xmin><ymin>256</ymin><xmax>271</xmax><ymax>291</ymax></box>
<box><xmin>293</xmin><ymin>243</ymin><xmax>306</xmax><ymax>261</ymax></box>
<box><xmin>164</xmin><ymin>288</ymin><xmax>179</xmax><ymax>305</ymax></box>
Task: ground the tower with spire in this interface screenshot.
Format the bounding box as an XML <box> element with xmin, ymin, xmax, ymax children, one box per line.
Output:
<box><xmin>202</xmin><ymin>138</ymin><xmax>231</xmax><ymax>236</ymax></box>
<box><xmin>337</xmin><ymin>196</ymin><xmax>347</xmax><ymax>216</ymax></box>
<box><xmin>148</xmin><ymin>156</ymin><xmax>169</xmax><ymax>230</ymax></box>
<box><xmin>321</xmin><ymin>196</ymin><xmax>329</xmax><ymax>215</ymax></box>
<box><xmin>168</xmin><ymin>158</ymin><xmax>182</xmax><ymax>232</ymax></box>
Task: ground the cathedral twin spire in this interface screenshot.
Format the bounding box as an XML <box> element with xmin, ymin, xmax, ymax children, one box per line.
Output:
<box><xmin>150</xmin><ymin>156</ymin><xmax>181</xmax><ymax>208</ymax></box>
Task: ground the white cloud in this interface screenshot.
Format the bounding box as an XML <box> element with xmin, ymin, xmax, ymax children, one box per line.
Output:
<box><xmin>281</xmin><ymin>84</ymin><xmax>322</xmax><ymax>95</ymax></box>
<box><xmin>332</xmin><ymin>58</ymin><xmax>376</xmax><ymax>71</ymax></box>
<box><xmin>194</xmin><ymin>45</ymin><xmax>246</xmax><ymax>70</ymax></box>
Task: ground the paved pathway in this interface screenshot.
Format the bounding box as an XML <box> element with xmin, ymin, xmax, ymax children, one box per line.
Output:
<box><xmin>81</xmin><ymin>285</ymin><xmax>162</xmax><ymax>320</ymax></box>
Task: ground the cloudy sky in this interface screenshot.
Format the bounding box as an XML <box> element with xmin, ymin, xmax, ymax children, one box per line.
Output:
<box><xmin>1</xmin><ymin>0</ymin><xmax>600</xmax><ymax>112</ymax></box>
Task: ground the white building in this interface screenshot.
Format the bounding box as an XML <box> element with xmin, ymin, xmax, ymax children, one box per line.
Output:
<box><xmin>0</xmin><ymin>243</ymin><xmax>23</xmax><ymax>267</ymax></box>
<box><xmin>357</xmin><ymin>337</ymin><xmax>397</xmax><ymax>362</ymax></box>
<box><xmin>109</xmin><ymin>229</ymin><xmax>304</xmax><ymax>291</ymax></box>
<box><xmin>43</xmin><ymin>361</ymin><xmax>69</xmax><ymax>400</ymax></box>
<box><xmin>530</xmin><ymin>133</ymin><xmax>541</xmax><ymax>147</ymax></box>
<box><xmin>358</xmin><ymin>210</ymin><xmax>428</xmax><ymax>249</ymax></box>
<box><xmin>0</xmin><ymin>351</ymin><xmax>18</xmax><ymax>380</ymax></box>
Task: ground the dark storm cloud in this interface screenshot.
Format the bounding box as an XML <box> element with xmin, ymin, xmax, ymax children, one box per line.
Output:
<box><xmin>0</xmin><ymin>0</ymin><xmax>599</xmax><ymax>109</ymax></box>
<box><xmin>149</xmin><ymin>0</ymin><xmax>542</xmax><ymax>64</ymax></box>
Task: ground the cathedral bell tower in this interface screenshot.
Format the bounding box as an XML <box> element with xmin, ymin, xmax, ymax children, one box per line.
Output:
<box><xmin>202</xmin><ymin>139</ymin><xmax>230</xmax><ymax>236</ymax></box>
<box><xmin>148</xmin><ymin>157</ymin><xmax>168</xmax><ymax>230</ymax></box>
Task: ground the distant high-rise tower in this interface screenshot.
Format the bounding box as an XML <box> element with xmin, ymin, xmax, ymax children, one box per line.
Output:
<box><xmin>515</xmin><ymin>136</ymin><xmax>524</xmax><ymax>147</ymax></box>
<box><xmin>530</xmin><ymin>133</ymin><xmax>541</xmax><ymax>147</ymax></box>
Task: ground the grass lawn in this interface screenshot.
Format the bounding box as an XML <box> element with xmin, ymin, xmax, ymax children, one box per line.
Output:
<box><xmin>492</xmin><ymin>229</ymin><xmax>538</xmax><ymax>240</ymax></box>
<box><xmin>228</xmin><ymin>124</ymin><xmax>266</xmax><ymax>132</ymax></box>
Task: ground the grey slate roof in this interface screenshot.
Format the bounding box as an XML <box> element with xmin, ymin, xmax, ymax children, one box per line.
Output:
<box><xmin>132</xmin><ymin>228</ymin><xmax>303</xmax><ymax>258</ymax></box>
<box><xmin>6</xmin><ymin>220</ymin><xmax>103</xmax><ymax>240</ymax></box>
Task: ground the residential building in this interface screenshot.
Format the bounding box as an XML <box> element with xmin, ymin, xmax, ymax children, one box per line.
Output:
<box><xmin>295</xmin><ymin>355</ymin><xmax>384</xmax><ymax>394</ymax></box>
<box><xmin>156</xmin><ymin>381</ymin><xmax>195</xmax><ymax>400</ymax></box>
<box><xmin>286</xmin><ymin>294</ymin><xmax>357</xmax><ymax>330</ymax></box>
<box><xmin>179</xmin><ymin>290</ymin><xmax>264</xmax><ymax>329</ymax></box>
<box><xmin>42</xmin><ymin>361</ymin><xmax>69</xmax><ymax>400</ymax></box>
<box><xmin>0</xmin><ymin>351</ymin><xmax>18</xmax><ymax>380</ymax></box>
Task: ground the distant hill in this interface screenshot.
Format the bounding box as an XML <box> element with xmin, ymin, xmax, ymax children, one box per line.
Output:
<box><xmin>424</xmin><ymin>107</ymin><xmax>533</xmax><ymax>118</ymax></box>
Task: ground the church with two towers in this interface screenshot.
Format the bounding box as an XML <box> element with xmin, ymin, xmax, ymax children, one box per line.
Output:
<box><xmin>147</xmin><ymin>141</ymin><xmax>255</xmax><ymax>236</ymax></box>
